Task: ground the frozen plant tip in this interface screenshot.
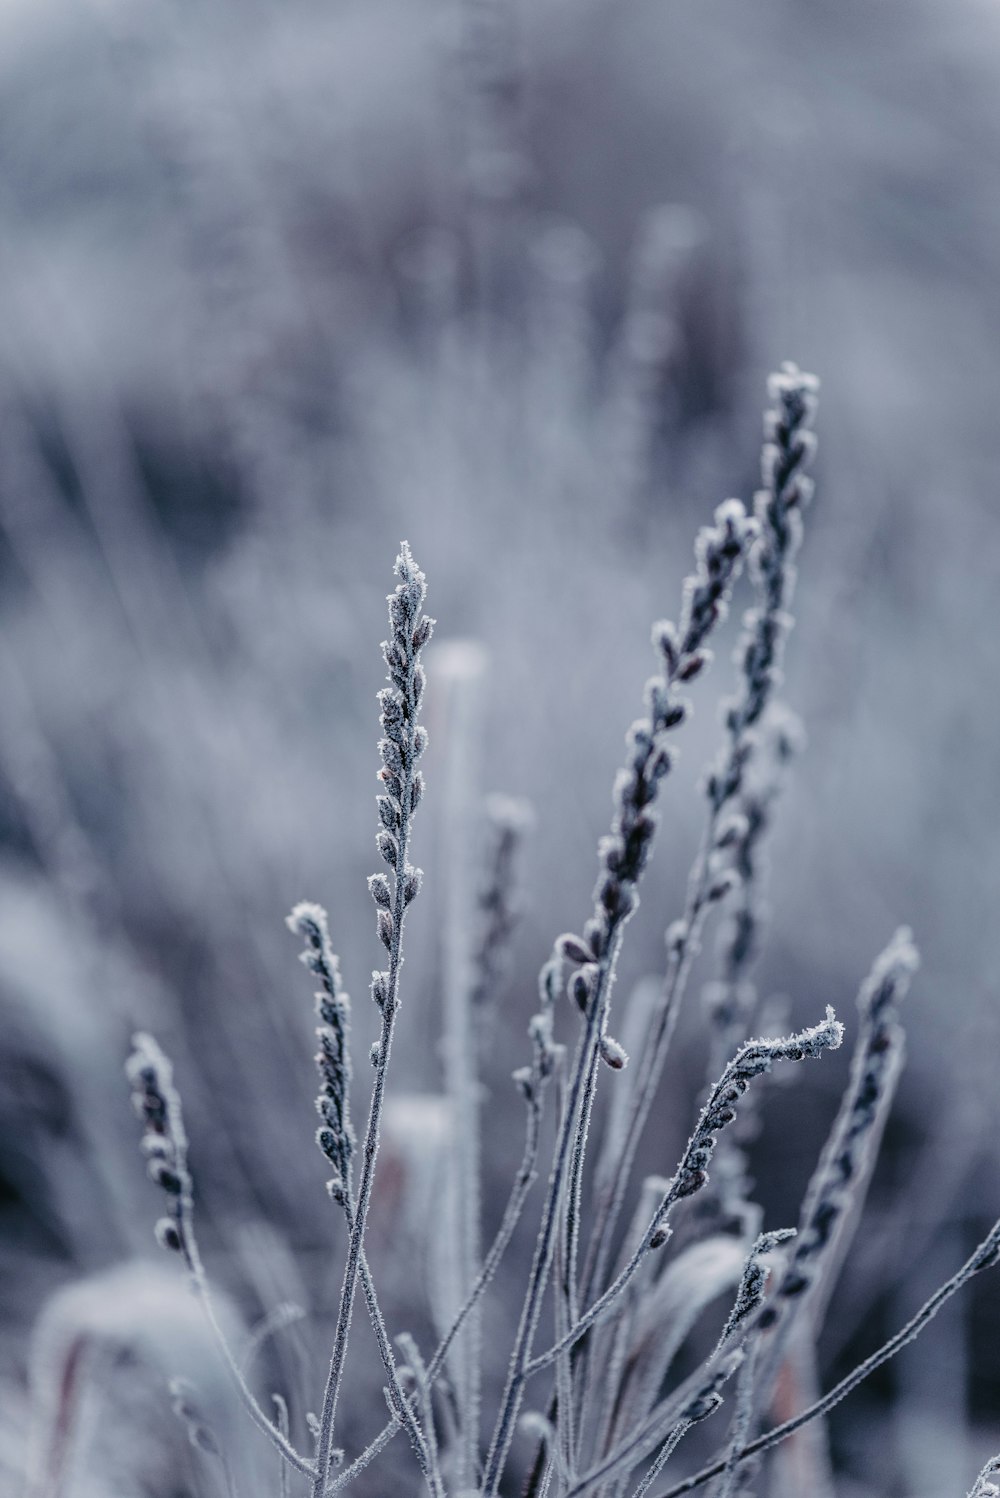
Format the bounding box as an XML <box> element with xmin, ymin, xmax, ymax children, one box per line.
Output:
<box><xmin>673</xmin><ymin>1007</ymin><xmax>844</xmax><ymax>1205</ymax></box>
<box><xmin>970</xmin><ymin>1455</ymin><xmax>1000</xmax><ymax>1498</ymax></box>
<box><xmin>125</xmin><ymin>1038</ymin><xmax>313</xmax><ymax>1477</ymax></box>
<box><xmin>307</xmin><ymin>542</ymin><xmax>434</xmax><ymax>1498</ymax></box>
<box><xmin>126</xmin><ymin>1032</ymin><xmax>192</xmax><ymax>1257</ymax></box>
<box><xmin>287</xmin><ymin>901</ymin><xmax>355</xmax><ymax>1206</ymax></box>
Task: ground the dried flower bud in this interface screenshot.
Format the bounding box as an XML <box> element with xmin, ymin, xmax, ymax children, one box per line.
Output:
<box><xmin>677</xmin><ymin>648</ymin><xmax>711</xmax><ymax>682</ymax></box>
<box><xmin>512</xmin><ymin>1066</ymin><xmax>534</xmax><ymax>1100</ymax></box>
<box><xmin>155</xmin><ymin>1217</ymin><xmax>183</xmax><ymax>1252</ymax></box>
<box><xmin>652</xmin><ymin>619</ymin><xmax>680</xmax><ymax>672</ymax></box>
<box><xmin>556</xmin><ymin>933</ymin><xmax>597</xmax><ymax>965</ymax></box>
<box><xmin>377</xmin><ymin>831</ymin><xmax>399</xmax><ymax>868</ymax></box>
<box><xmin>707</xmin><ymin>868</ymin><xmax>741</xmax><ymax>902</ymax></box>
<box><xmin>599</xmin><ymin>1034</ymin><xmax>628</xmax><ymax>1070</ymax></box>
<box><xmin>377</xmin><ymin>796</ymin><xmax>399</xmax><ymax>833</ymax></box>
<box><xmin>412</xmin><ymin>615</ymin><xmax>434</xmax><ymax>651</ymax></box>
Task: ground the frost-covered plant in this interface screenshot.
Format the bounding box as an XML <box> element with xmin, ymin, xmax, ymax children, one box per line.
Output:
<box><xmin>120</xmin><ymin>374</ymin><xmax>1000</xmax><ymax>1498</ymax></box>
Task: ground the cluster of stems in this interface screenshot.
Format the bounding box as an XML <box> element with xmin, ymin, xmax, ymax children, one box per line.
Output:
<box><xmin>119</xmin><ymin>378</ymin><xmax>1000</xmax><ymax>1498</ymax></box>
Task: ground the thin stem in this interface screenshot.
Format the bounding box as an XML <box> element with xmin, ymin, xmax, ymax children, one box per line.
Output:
<box><xmin>312</xmin><ymin>543</ymin><xmax>431</xmax><ymax>1497</ymax></box>
<box><xmin>168</xmin><ymin>1119</ymin><xmax>314</xmax><ymax>1477</ymax></box>
<box><xmin>711</xmin><ymin>1341</ymin><xmax>760</xmax><ymax>1498</ymax></box>
<box><xmin>311</xmin><ymin>814</ymin><xmax>412</xmax><ymax>1498</ymax></box>
<box><xmin>630</xmin><ymin>1421</ymin><xmax>694</xmax><ymax>1498</ymax></box>
<box><xmin>324</xmin><ymin>1088</ymin><xmax>543</xmax><ymax>1494</ymax></box>
<box><xmin>398</xmin><ymin>1334</ymin><xmax>445</xmax><ymax>1498</ymax></box>
<box><xmin>274</xmin><ymin>1396</ymin><xmax>292</xmax><ymax>1498</ymax></box>
<box><xmin>584</xmin><ymin>825</ymin><xmax>713</xmax><ymax>1300</ymax></box>
<box><xmin>481</xmin><ymin>929</ymin><xmax>625</xmax><ymax>1498</ymax></box>
<box><xmin>654</xmin><ymin>1219</ymin><xmax>1000</xmax><ymax>1498</ymax></box>
<box><xmin>531</xmin><ymin>1011</ymin><xmax>842</xmax><ymax>1378</ymax></box>
<box><xmin>352</xmin><ymin>1214</ymin><xmax>436</xmax><ymax>1491</ymax></box>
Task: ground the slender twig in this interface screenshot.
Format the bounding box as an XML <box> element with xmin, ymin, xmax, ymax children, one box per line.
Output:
<box><xmin>324</xmin><ymin>1030</ymin><xmax>549</xmax><ymax>1494</ymax></box>
<box><xmin>126</xmin><ymin>1036</ymin><xmax>314</xmax><ymax>1478</ymax></box>
<box><xmin>527</xmin><ymin>1011</ymin><xmax>842</xmax><ymax>1379</ymax></box>
<box><xmin>310</xmin><ymin>543</ymin><xmax>434</xmax><ymax>1498</ymax></box>
<box><xmin>287</xmin><ymin>902</ymin><xmax>433</xmax><ymax>1484</ymax></box>
<box><xmin>968</xmin><ymin>1452</ymin><xmax>1000</xmax><ymax>1498</ymax></box>
<box><xmin>482</xmin><ymin>498</ymin><xmax>760</xmax><ymax>1498</ymax></box>
<box><xmin>240</xmin><ymin>1304</ymin><xmax>306</xmax><ymax>1381</ymax></box>
<box><xmin>585</xmin><ymin>366</ymin><xmax>820</xmax><ymax>1303</ymax></box>
<box><xmin>652</xmin><ymin>1217</ymin><xmax>1000</xmax><ymax>1498</ymax></box>
<box><xmin>274</xmin><ymin>1395</ymin><xmax>291</xmax><ymax>1498</ymax></box>
<box><xmin>397</xmin><ymin>1334</ymin><xmax>445</xmax><ymax>1497</ymax></box>
<box><xmin>752</xmin><ymin>929</ymin><xmax>917</xmax><ymax>1425</ymax></box>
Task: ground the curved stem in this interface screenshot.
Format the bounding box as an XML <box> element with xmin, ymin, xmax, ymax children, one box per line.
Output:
<box><xmin>654</xmin><ymin>1221</ymin><xmax>1000</xmax><ymax>1498</ymax></box>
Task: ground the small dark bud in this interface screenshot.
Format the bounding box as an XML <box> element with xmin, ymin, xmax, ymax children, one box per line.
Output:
<box><xmin>714</xmin><ymin>813</ymin><xmax>749</xmax><ymax>850</ymax></box>
<box><xmin>409</xmin><ymin>772</ymin><xmax>425</xmax><ymax>813</ymax></box>
<box><xmin>582</xmin><ymin>917</ymin><xmax>607</xmax><ymax>959</ymax></box>
<box><xmin>377</xmin><ymin>831</ymin><xmax>399</xmax><ymax>868</ymax></box>
<box><xmin>191</xmin><ymin>1423</ymin><xmax>220</xmax><ymax>1455</ymax></box>
<box><xmin>653</xmin><ymin>619</ymin><xmax>679</xmax><ymax>672</ymax></box>
<box><xmin>149</xmin><ymin>1160</ymin><xmax>182</xmax><ymax>1194</ymax></box>
<box><xmin>155</xmin><ymin>1217</ymin><xmax>183</xmax><ymax>1252</ymax></box>
<box><xmin>412</xmin><ymin>726</ymin><xmax>429</xmax><ymax>759</ymax></box>
<box><xmin>378</xmin><ymin>688</ymin><xmax>403</xmax><ymax>723</ymax></box>
<box><xmin>512</xmin><ymin>1066</ymin><xmax>534</xmax><ymax>1100</ymax></box>
<box><xmin>383</xmin><ymin>635</ymin><xmax>407</xmax><ymax>671</ymax></box>
<box><xmin>664</xmin><ymin>916</ymin><xmax>688</xmax><ymax>952</ymax></box>
<box><xmin>676</xmin><ymin>1168</ymin><xmax>708</xmax><ymax>1199</ymax></box>
<box><xmin>368</xmin><ymin>873</ymin><xmax>392</xmax><ymax>908</ymax></box>
<box><xmin>649</xmin><ymin>1223</ymin><xmax>671</xmax><ymax>1251</ymax></box>
<box><xmin>649</xmin><ymin>744</ymin><xmax>674</xmax><ymax>780</ymax></box>
<box><xmin>412</xmin><ymin>615</ymin><xmax>434</xmax><ymax>651</ymax></box>
<box><xmin>389</xmin><ymin>593</ymin><xmax>411</xmax><ymax>632</ymax></box>
<box><xmin>379</xmin><ymin>736</ymin><xmax>403</xmax><ymax>775</ymax></box>
<box><xmin>677</xmin><ymin>649</ymin><xmax>711</xmax><ymax>682</ymax></box>
<box><xmin>599</xmin><ymin>1035</ymin><xmax>628</xmax><ymax>1070</ymax></box>
<box><xmin>371</xmin><ymin>971</ymin><xmax>388</xmax><ymax>1007</ymax></box>
<box><xmin>403</xmin><ymin>867</ymin><xmax>422</xmax><ymax>905</ymax></box>
<box><xmin>570</xmin><ymin>964</ymin><xmax>598</xmax><ymax>1012</ymax></box>
<box><xmin>377</xmin><ymin>796</ymin><xmax>399</xmax><ymax>833</ymax></box>
<box><xmin>317</xmin><ymin>1127</ymin><xmax>339</xmax><ymax>1161</ymax></box>
<box><xmin>377</xmin><ymin>910</ymin><xmax>394</xmax><ymax>949</ymax></box>
<box><xmin>556</xmin><ymin>933</ymin><xmax>596</xmax><ymax>965</ymax></box>
<box><xmin>707</xmin><ymin>869</ymin><xmax>741</xmax><ymax>903</ymax></box>
<box><xmin>643</xmin><ymin>677</ymin><xmax>669</xmax><ymax>722</ymax></box>
<box><xmin>599</xmin><ymin>834</ymin><xmax>625</xmax><ymax>874</ymax></box>
<box><xmin>540</xmin><ymin>958</ymin><xmax>562</xmax><ymax>1007</ymax></box>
